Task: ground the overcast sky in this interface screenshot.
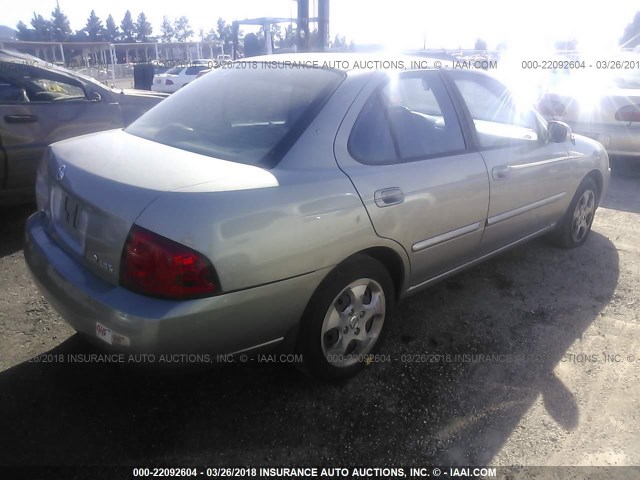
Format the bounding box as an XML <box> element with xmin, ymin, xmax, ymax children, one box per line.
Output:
<box><xmin>3</xmin><ymin>0</ymin><xmax>640</xmax><ymax>51</ymax></box>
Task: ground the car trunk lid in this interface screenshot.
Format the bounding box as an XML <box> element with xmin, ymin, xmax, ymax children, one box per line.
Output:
<box><xmin>41</xmin><ymin>129</ymin><xmax>278</xmax><ymax>285</ymax></box>
<box><xmin>154</xmin><ymin>74</ymin><xmax>177</xmax><ymax>85</ymax></box>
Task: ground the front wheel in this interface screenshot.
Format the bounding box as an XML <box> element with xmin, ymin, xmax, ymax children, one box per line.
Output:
<box><xmin>296</xmin><ymin>255</ymin><xmax>395</xmax><ymax>381</ymax></box>
<box><xmin>549</xmin><ymin>177</ymin><xmax>598</xmax><ymax>248</ymax></box>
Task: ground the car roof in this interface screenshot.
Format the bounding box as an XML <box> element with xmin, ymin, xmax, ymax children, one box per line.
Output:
<box><xmin>0</xmin><ymin>49</ymin><xmax>111</xmax><ymax>89</ymax></box>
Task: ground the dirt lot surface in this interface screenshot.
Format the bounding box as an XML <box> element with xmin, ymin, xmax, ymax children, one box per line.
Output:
<box><xmin>0</xmin><ymin>167</ymin><xmax>639</xmax><ymax>471</ymax></box>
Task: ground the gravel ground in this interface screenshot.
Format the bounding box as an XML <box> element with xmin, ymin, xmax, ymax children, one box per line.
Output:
<box><xmin>0</xmin><ymin>166</ymin><xmax>638</xmax><ymax>469</ymax></box>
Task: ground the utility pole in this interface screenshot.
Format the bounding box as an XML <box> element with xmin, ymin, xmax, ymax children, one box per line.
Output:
<box><xmin>318</xmin><ymin>0</ymin><xmax>330</xmax><ymax>51</ymax></box>
<box><xmin>297</xmin><ymin>0</ymin><xmax>310</xmax><ymax>52</ymax></box>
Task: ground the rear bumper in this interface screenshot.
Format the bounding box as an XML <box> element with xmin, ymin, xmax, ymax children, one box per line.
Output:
<box><xmin>151</xmin><ymin>84</ymin><xmax>177</xmax><ymax>94</ymax></box>
<box><xmin>25</xmin><ymin>211</ymin><xmax>328</xmax><ymax>353</ymax></box>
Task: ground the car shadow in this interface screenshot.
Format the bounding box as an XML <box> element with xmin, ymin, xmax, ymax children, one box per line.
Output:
<box><xmin>0</xmin><ymin>204</ymin><xmax>36</xmax><ymax>257</ymax></box>
<box><xmin>0</xmin><ymin>232</ymin><xmax>619</xmax><ymax>466</ymax></box>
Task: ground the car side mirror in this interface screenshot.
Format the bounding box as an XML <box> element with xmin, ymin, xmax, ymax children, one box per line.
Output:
<box><xmin>547</xmin><ymin>120</ymin><xmax>573</xmax><ymax>144</ymax></box>
<box><xmin>89</xmin><ymin>91</ymin><xmax>102</xmax><ymax>102</ymax></box>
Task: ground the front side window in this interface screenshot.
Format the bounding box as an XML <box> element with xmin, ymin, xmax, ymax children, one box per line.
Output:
<box><xmin>127</xmin><ymin>65</ymin><xmax>344</xmax><ymax>167</ymax></box>
<box><xmin>450</xmin><ymin>71</ymin><xmax>541</xmax><ymax>148</ymax></box>
<box><xmin>0</xmin><ymin>65</ymin><xmax>86</xmax><ymax>102</ymax></box>
<box><xmin>349</xmin><ymin>72</ymin><xmax>466</xmax><ymax>165</ymax></box>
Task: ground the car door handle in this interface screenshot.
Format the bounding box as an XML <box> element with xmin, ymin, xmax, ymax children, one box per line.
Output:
<box><xmin>5</xmin><ymin>114</ymin><xmax>38</xmax><ymax>124</ymax></box>
<box><xmin>374</xmin><ymin>187</ymin><xmax>405</xmax><ymax>207</ymax></box>
<box><xmin>492</xmin><ymin>166</ymin><xmax>510</xmax><ymax>180</ymax></box>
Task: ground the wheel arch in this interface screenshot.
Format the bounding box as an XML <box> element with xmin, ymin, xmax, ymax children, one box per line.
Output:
<box><xmin>357</xmin><ymin>246</ymin><xmax>408</xmax><ymax>301</ymax></box>
<box><xmin>282</xmin><ymin>244</ymin><xmax>410</xmax><ymax>353</ymax></box>
<box><xmin>585</xmin><ymin>169</ymin><xmax>603</xmax><ymax>204</ymax></box>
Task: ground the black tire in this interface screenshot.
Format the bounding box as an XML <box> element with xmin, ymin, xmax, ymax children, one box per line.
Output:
<box><xmin>296</xmin><ymin>254</ymin><xmax>395</xmax><ymax>382</ymax></box>
<box><xmin>548</xmin><ymin>177</ymin><xmax>599</xmax><ymax>249</ymax></box>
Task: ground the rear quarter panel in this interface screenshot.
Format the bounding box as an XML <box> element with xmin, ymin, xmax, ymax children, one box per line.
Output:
<box><xmin>134</xmin><ymin>72</ymin><xmax>411</xmax><ymax>293</ymax></box>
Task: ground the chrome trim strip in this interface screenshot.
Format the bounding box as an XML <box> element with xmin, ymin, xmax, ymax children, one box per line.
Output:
<box><xmin>228</xmin><ymin>337</ymin><xmax>284</xmax><ymax>356</ymax></box>
<box><xmin>405</xmin><ymin>223</ymin><xmax>557</xmax><ymax>295</ymax></box>
<box><xmin>508</xmin><ymin>156</ymin><xmax>571</xmax><ymax>169</ymax></box>
<box><xmin>412</xmin><ymin>221</ymin><xmax>482</xmax><ymax>252</ymax></box>
<box><xmin>487</xmin><ymin>192</ymin><xmax>566</xmax><ymax>226</ymax></box>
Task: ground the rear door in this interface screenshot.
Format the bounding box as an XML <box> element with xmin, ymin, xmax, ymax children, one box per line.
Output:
<box><xmin>334</xmin><ymin>71</ymin><xmax>490</xmax><ymax>287</ymax></box>
<box><xmin>445</xmin><ymin>70</ymin><xmax>573</xmax><ymax>254</ymax></box>
<box><xmin>0</xmin><ymin>64</ymin><xmax>122</xmax><ymax>191</ymax></box>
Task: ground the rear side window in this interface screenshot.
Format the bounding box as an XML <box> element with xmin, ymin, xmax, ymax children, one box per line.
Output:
<box><xmin>127</xmin><ymin>65</ymin><xmax>344</xmax><ymax>167</ymax></box>
<box><xmin>349</xmin><ymin>72</ymin><xmax>466</xmax><ymax>165</ymax></box>
<box><xmin>185</xmin><ymin>65</ymin><xmax>209</xmax><ymax>76</ymax></box>
<box><xmin>449</xmin><ymin>71</ymin><xmax>541</xmax><ymax>148</ymax></box>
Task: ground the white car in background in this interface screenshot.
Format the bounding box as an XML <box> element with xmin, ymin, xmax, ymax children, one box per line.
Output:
<box><xmin>152</xmin><ymin>62</ymin><xmax>211</xmax><ymax>93</ymax></box>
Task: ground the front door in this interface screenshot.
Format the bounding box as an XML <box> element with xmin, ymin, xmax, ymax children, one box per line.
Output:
<box><xmin>446</xmin><ymin>70</ymin><xmax>573</xmax><ymax>253</ymax></box>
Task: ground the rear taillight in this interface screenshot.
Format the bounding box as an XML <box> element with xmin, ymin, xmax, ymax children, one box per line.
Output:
<box><xmin>615</xmin><ymin>104</ymin><xmax>640</xmax><ymax>123</ymax></box>
<box><xmin>165</xmin><ymin>79</ymin><xmax>174</xmax><ymax>85</ymax></box>
<box><xmin>120</xmin><ymin>225</ymin><xmax>219</xmax><ymax>300</ymax></box>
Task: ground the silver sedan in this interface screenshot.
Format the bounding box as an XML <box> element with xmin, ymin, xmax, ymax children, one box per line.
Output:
<box><xmin>25</xmin><ymin>54</ymin><xmax>610</xmax><ymax>380</ymax></box>
<box><xmin>537</xmin><ymin>53</ymin><xmax>640</xmax><ymax>161</ymax></box>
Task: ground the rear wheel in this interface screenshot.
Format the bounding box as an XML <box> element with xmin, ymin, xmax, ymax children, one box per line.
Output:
<box><xmin>549</xmin><ymin>177</ymin><xmax>598</xmax><ymax>248</ymax></box>
<box><xmin>297</xmin><ymin>255</ymin><xmax>394</xmax><ymax>381</ymax></box>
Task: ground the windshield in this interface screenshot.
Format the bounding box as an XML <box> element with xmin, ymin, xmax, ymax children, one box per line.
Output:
<box><xmin>126</xmin><ymin>64</ymin><xmax>344</xmax><ymax>167</ymax></box>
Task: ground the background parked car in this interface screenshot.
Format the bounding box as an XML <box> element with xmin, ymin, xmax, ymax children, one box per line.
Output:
<box><xmin>0</xmin><ymin>50</ymin><xmax>168</xmax><ymax>204</ymax></box>
<box><xmin>25</xmin><ymin>55</ymin><xmax>609</xmax><ymax>381</ymax></box>
<box><xmin>151</xmin><ymin>62</ymin><xmax>212</xmax><ymax>93</ymax></box>
<box><xmin>537</xmin><ymin>52</ymin><xmax>640</xmax><ymax>164</ymax></box>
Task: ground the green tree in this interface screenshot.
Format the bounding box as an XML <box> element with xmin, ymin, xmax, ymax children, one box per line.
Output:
<box><xmin>174</xmin><ymin>16</ymin><xmax>193</xmax><ymax>42</ymax></box>
<box><xmin>332</xmin><ymin>34</ymin><xmax>346</xmax><ymax>49</ymax></box>
<box><xmin>104</xmin><ymin>15</ymin><xmax>119</xmax><ymax>42</ymax></box>
<box><xmin>51</xmin><ymin>1</ymin><xmax>71</xmax><ymax>41</ymax></box>
<box><xmin>160</xmin><ymin>16</ymin><xmax>174</xmax><ymax>42</ymax></box>
<box><xmin>121</xmin><ymin>10</ymin><xmax>135</xmax><ymax>42</ymax></box>
<box><xmin>270</xmin><ymin>24</ymin><xmax>282</xmax><ymax>47</ymax></box>
<box><xmin>216</xmin><ymin>18</ymin><xmax>231</xmax><ymax>40</ymax></box>
<box><xmin>203</xmin><ymin>28</ymin><xmax>217</xmax><ymax>41</ymax></box>
<box><xmin>16</xmin><ymin>21</ymin><xmax>35</xmax><ymax>41</ymax></box>
<box><xmin>280</xmin><ymin>24</ymin><xmax>296</xmax><ymax>48</ymax></box>
<box><xmin>474</xmin><ymin>38</ymin><xmax>487</xmax><ymax>51</ymax></box>
<box><xmin>620</xmin><ymin>12</ymin><xmax>640</xmax><ymax>48</ymax></box>
<box><xmin>85</xmin><ymin>10</ymin><xmax>104</xmax><ymax>41</ymax></box>
<box><xmin>135</xmin><ymin>12</ymin><xmax>152</xmax><ymax>42</ymax></box>
<box><xmin>244</xmin><ymin>32</ymin><xmax>262</xmax><ymax>57</ymax></box>
<box><xmin>555</xmin><ymin>38</ymin><xmax>578</xmax><ymax>51</ymax></box>
<box><xmin>31</xmin><ymin>13</ymin><xmax>53</xmax><ymax>41</ymax></box>
<box><xmin>217</xmin><ymin>18</ymin><xmax>232</xmax><ymax>53</ymax></box>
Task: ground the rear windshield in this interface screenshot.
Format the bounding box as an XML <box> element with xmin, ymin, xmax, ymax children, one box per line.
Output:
<box><xmin>127</xmin><ymin>64</ymin><xmax>344</xmax><ymax>167</ymax></box>
<box><xmin>612</xmin><ymin>68</ymin><xmax>640</xmax><ymax>89</ymax></box>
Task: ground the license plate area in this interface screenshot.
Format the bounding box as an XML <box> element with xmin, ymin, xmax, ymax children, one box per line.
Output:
<box><xmin>51</xmin><ymin>185</ymin><xmax>89</xmax><ymax>253</ymax></box>
<box><xmin>96</xmin><ymin>322</ymin><xmax>113</xmax><ymax>345</ymax></box>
